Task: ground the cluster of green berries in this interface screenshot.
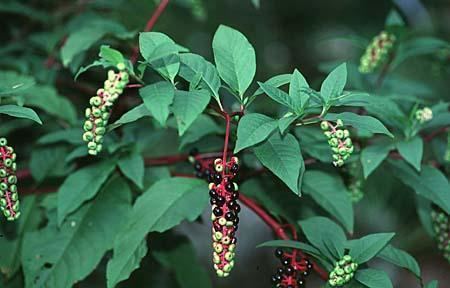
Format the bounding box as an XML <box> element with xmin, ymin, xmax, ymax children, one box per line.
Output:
<box><xmin>271</xmin><ymin>248</ymin><xmax>312</xmax><ymax>288</ymax></box>
<box><xmin>431</xmin><ymin>206</ymin><xmax>450</xmax><ymax>262</ymax></box>
<box><xmin>208</xmin><ymin>157</ymin><xmax>240</xmax><ymax>277</ymax></box>
<box><xmin>321</xmin><ymin>120</ymin><xmax>354</xmax><ymax>167</ymax></box>
<box><xmin>359</xmin><ymin>31</ymin><xmax>396</xmax><ymax>74</ymax></box>
<box><xmin>82</xmin><ymin>63</ymin><xmax>129</xmax><ymax>155</ymax></box>
<box><xmin>0</xmin><ymin>137</ymin><xmax>20</xmax><ymax>221</ymax></box>
<box><xmin>328</xmin><ymin>255</ymin><xmax>358</xmax><ymax>287</ymax></box>
<box><xmin>415</xmin><ymin>107</ymin><xmax>433</xmax><ymax>124</ymax></box>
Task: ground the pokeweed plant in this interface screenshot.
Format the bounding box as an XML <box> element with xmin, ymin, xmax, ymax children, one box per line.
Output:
<box><xmin>0</xmin><ymin>1</ymin><xmax>448</xmax><ymax>288</ymax></box>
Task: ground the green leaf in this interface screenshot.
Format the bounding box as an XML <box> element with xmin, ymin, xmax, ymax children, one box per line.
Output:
<box><xmin>251</xmin><ymin>73</ymin><xmax>291</xmax><ymax>97</ymax></box>
<box><xmin>179</xmin><ymin>53</ymin><xmax>221</xmax><ymax>104</ymax></box>
<box><xmin>37</xmin><ymin>128</ymin><xmax>84</xmax><ymax>145</ymax></box>
<box><xmin>0</xmin><ymin>105</ymin><xmax>42</xmax><ymax>124</ymax></box>
<box><xmin>118</xmin><ymin>150</ymin><xmax>145</xmax><ymax>189</ymax></box>
<box><xmin>392</xmin><ymin>37</ymin><xmax>450</xmax><ymax>68</ymax></box>
<box><xmin>22</xmin><ymin>177</ymin><xmax>131</xmax><ymax>288</ymax></box>
<box><xmin>99</xmin><ymin>45</ymin><xmax>125</xmax><ymax>66</ymax></box>
<box><xmin>254</xmin><ymin>132</ymin><xmax>302</xmax><ymax>194</ymax></box>
<box><xmin>257</xmin><ymin>82</ymin><xmax>295</xmax><ymax>109</ymax></box>
<box><xmin>212</xmin><ymin>25</ymin><xmax>256</xmax><ymax>97</ymax></box>
<box><xmin>30</xmin><ymin>146</ymin><xmax>72</xmax><ymax>181</ymax></box>
<box><xmin>0</xmin><ymin>71</ymin><xmax>35</xmax><ymax>96</ymax></box>
<box><xmin>139</xmin><ymin>81</ymin><xmax>174</xmax><ymax>126</ymax></box>
<box><xmin>360</xmin><ymin>141</ymin><xmax>394</xmax><ymax>178</ymax></box>
<box><xmin>320</xmin><ymin>63</ymin><xmax>347</xmax><ymax>103</ymax></box>
<box><xmin>396</xmin><ymin>136</ymin><xmax>423</xmax><ymax>171</ymax></box>
<box><xmin>172</xmin><ymin>89</ymin><xmax>210</xmax><ymax>136</ymax></box>
<box><xmin>22</xmin><ymin>85</ymin><xmax>77</xmax><ymax>124</ymax></box>
<box><xmin>289</xmin><ymin>69</ymin><xmax>310</xmax><ymax>108</ymax></box>
<box><xmin>385</xmin><ymin>9</ymin><xmax>405</xmax><ymax>26</ymax></box>
<box><xmin>325</xmin><ymin>112</ymin><xmax>393</xmax><ymax>137</ymax></box>
<box><xmin>278</xmin><ymin>114</ymin><xmax>299</xmax><ymax>134</ymax></box>
<box><xmin>139</xmin><ymin>32</ymin><xmax>181</xmax><ymax>82</ymax></box>
<box><xmin>355</xmin><ymin>269</ymin><xmax>393</xmax><ymax>288</ymax></box>
<box><xmin>303</xmin><ymin>170</ymin><xmax>354</xmax><ymax>233</ymax></box>
<box><xmin>348</xmin><ymin>233</ymin><xmax>395</xmax><ymax>264</ymax></box>
<box><xmin>389</xmin><ymin>161</ymin><xmax>450</xmax><ymax>213</ymax></box>
<box><xmin>57</xmin><ymin>160</ymin><xmax>117</xmax><ymax>225</ymax></box>
<box><xmin>61</xmin><ymin>20</ymin><xmax>133</xmax><ymax>67</ymax></box>
<box><xmin>107</xmin><ymin>177</ymin><xmax>208</xmax><ymax>288</ymax></box>
<box><xmin>179</xmin><ymin>114</ymin><xmax>221</xmax><ymax>149</ymax></box>
<box><xmin>234</xmin><ymin>113</ymin><xmax>278</xmax><ymax>153</ymax></box>
<box><xmin>109</xmin><ymin>104</ymin><xmax>152</xmax><ymax>131</ymax></box>
<box><xmin>153</xmin><ymin>238</ymin><xmax>212</xmax><ymax>288</ymax></box>
<box><xmin>378</xmin><ymin>245</ymin><xmax>421</xmax><ymax>278</ymax></box>
<box><xmin>299</xmin><ymin>216</ymin><xmax>346</xmax><ymax>261</ymax></box>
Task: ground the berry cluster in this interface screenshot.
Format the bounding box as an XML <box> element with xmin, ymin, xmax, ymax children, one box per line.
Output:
<box><xmin>359</xmin><ymin>31</ymin><xmax>396</xmax><ymax>74</ymax></box>
<box><xmin>431</xmin><ymin>206</ymin><xmax>450</xmax><ymax>262</ymax></box>
<box><xmin>271</xmin><ymin>248</ymin><xmax>312</xmax><ymax>288</ymax></box>
<box><xmin>328</xmin><ymin>255</ymin><xmax>358</xmax><ymax>287</ymax></box>
<box><xmin>0</xmin><ymin>137</ymin><xmax>20</xmax><ymax>221</ymax></box>
<box><xmin>320</xmin><ymin>120</ymin><xmax>354</xmax><ymax>167</ymax></box>
<box><xmin>209</xmin><ymin>157</ymin><xmax>240</xmax><ymax>277</ymax></box>
<box><xmin>415</xmin><ymin>107</ymin><xmax>433</xmax><ymax>124</ymax></box>
<box><xmin>346</xmin><ymin>162</ymin><xmax>364</xmax><ymax>202</ymax></box>
<box><xmin>82</xmin><ymin>63</ymin><xmax>129</xmax><ymax>155</ymax></box>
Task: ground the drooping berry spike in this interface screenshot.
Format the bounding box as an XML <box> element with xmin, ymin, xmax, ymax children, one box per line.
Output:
<box><xmin>0</xmin><ymin>137</ymin><xmax>20</xmax><ymax>221</ymax></box>
<box><xmin>359</xmin><ymin>31</ymin><xmax>396</xmax><ymax>74</ymax></box>
<box><xmin>321</xmin><ymin>119</ymin><xmax>354</xmax><ymax>167</ymax></box>
<box><xmin>328</xmin><ymin>255</ymin><xmax>358</xmax><ymax>287</ymax></box>
<box><xmin>431</xmin><ymin>206</ymin><xmax>450</xmax><ymax>263</ymax></box>
<box><xmin>209</xmin><ymin>156</ymin><xmax>240</xmax><ymax>277</ymax></box>
<box><xmin>271</xmin><ymin>248</ymin><xmax>312</xmax><ymax>288</ymax></box>
<box><xmin>82</xmin><ymin>63</ymin><xmax>129</xmax><ymax>155</ymax></box>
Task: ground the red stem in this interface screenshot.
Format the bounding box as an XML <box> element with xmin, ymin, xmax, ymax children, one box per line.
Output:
<box><xmin>130</xmin><ymin>0</ymin><xmax>171</xmax><ymax>64</ymax></box>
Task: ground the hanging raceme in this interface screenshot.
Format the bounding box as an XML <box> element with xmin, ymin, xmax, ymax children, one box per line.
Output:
<box><xmin>271</xmin><ymin>248</ymin><xmax>313</xmax><ymax>288</ymax></box>
<box><xmin>320</xmin><ymin>119</ymin><xmax>354</xmax><ymax>167</ymax></box>
<box><xmin>431</xmin><ymin>206</ymin><xmax>450</xmax><ymax>263</ymax></box>
<box><xmin>359</xmin><ymin>31</ymin><xmax>396</xmax><ymax>73</ymax></box>
<box><xmin>0</xmin><ymin>137</ymin><xmax>20</xmax><ymax>221</ymax></box>
<box><xmin>82</xmin><ymin>63</ymin><xmax>129</xmax><ymax>155</ymax></box>
<box><xmin>328</xmin><ymin>255</ymin><xmax>358</xmax><ymax>287</ymax></box>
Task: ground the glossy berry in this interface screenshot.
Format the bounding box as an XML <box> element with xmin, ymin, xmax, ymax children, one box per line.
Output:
<box><xmin>275</xmin><ymin>248</ymin><xmax>284</xmax><ymax>258</ymax></box>
<box><xmin>225</xmin><ymin>211</ymin><xmax>235</xmax><ymax>221</ymax></box>
<box><xmin>213</xmin><ymin>207</ymin><xmax>223</xmax><ymax>216</ymax></box>
<box><xmin>209</xmin><ymin>189</ymin><xmax>217</xmax><ymax>198</ymax></box>
<box><xmin>225</xmin><ymin>182</ymin><xmax>235</xmax><ymax>192</ymax></box>
<box><xmin>213</xmin><ymin>173</ymin><xmax>222</xmax><ymax>184</ymax></box>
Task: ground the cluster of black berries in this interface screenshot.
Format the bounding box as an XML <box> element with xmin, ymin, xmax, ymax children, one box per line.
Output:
<box><xmin>271</xmin><ymin>248</ymin><xmax>312</xmax><ymax>288</ymax></box>
<box><xmin>431</xmin><ymin>206</ymin><xmax>450</xmax><ymax>262</ymax></box>
<box><xmin>0</xmin><ymin>137</ymin><xmax>20</xmax><ymax>221</ymax></box>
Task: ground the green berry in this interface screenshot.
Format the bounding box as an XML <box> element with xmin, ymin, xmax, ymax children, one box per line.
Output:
<box><xmin>0</xmin><ymin>138</ymin><xmax>7</xmax><ymax>146</ymax></box>
<box><xmin>117</xmin><ymin>63</ymin><xmax>126</xmax><ymax>71</ymax></box>
<box><xmin>321</xmin><ymin>121</ymin><xmax>329</xmax><ymax>130</ymax></box>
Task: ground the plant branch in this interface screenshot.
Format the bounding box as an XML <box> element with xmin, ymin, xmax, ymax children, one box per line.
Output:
<box><xmin>130</xmin><ymin>0</ymin><xmax>171</xmax><ymax>64</ymax></box>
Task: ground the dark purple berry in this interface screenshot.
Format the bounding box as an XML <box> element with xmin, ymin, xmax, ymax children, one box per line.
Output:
<box><xmin>225</xmin><ymin>182</ymin><xmax>235</xmax><ymax>192</ymax></box>
<box><xmin>275</xmin><ymin>248</ymin><xmax>283</xmax><ymax>258</ymax></box>
<box><xmin>287</xmin><ymin>285</ymin><xmax>294</xmax><ymax>288</ymax></box>
<box><xmin>213</xmin><ymin>207</ymin><xmax>223</xmax><ymax>216</ymax></box>
<box><xmin>231</xmin><ymin>163</ymin><xmax>239</xmax><ymax>173</ymax></box>
<box><xmin>210</xmin><ymin>198</ymin><xmax>217</xmax><ymax>205</ymax></box>
<box><xmin>194</xmin><ymin>161</ymin><xmax>202</xmax><ymax>171</ymax></box>
<box><xmin>233</xmin><ymin>216</ymin><xmax>240</xmax><ymax>224</ymax></box>
<box><xmin>297</xmin><ymin>278</ymin><xmax>305</xmax><ymax>286</ymax></box>
<box><xmin>233</xmin><ymin>203</ymin><xmax>241</xmax><ymax>213</ymax></box>
<box><xmin>231</xmin><ymin>191</ymin><xmax>239</xmax><ymax>200</ymax></box>
<box><xmin>209</xmin><ymin>189</ymin><xmax>217</xmax><ymax>198</ymax></box>
<box><xmin>277</xmin><ymin>267</ymin><xmax>284</xmax><ymax>274</ymax></box>
<box><xmin>216</xmin><ymin>195</ymin><xmax>225</xmax><ymax>205</ymax></box>
<box><xmin>285</xmin><ymin>266</ymin><xmax>294</xmax><ymax>275</ymax></box>
<box><xmin>271</xmin><ymin>275</ymin><xmax>279</xmax><ymax>284</ymax></box>
<box><xmin>213</xmin><ymin>173</ymin><xmax>222</xmax><ymax>184</ymax></box>
<box><xmin>225</xmin><ymin>211</ymin><xmax>235</xmax><ymax>221</ymax></box>
<box><xmin>281</xmin><ymin>258</ymin><xmax>290</xmax><ymax>266</ymax></box>
<box><xmin>307</xmin><ymin>263</ymin><xmax>313</xmax><ymax>270</ymax></box>
<box><xmin>302</xmin><ymin>270</ymin><xmax>309</xmax><ymax>277</ymax></box>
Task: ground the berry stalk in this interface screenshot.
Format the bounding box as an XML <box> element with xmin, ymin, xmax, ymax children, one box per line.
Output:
<box><xmin>0</xmin><ymin>137</ymin><xmax>20</xmax><ymax>221</ymax></box>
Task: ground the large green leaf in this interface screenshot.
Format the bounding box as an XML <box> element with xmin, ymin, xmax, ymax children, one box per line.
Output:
<box><xmin>355</xmin><ymin>269</ymin><xmax>393</xmax><ymax>288</ymax></box>
<box><xmin>37</xmin><ymin>128</ymin><xmax>84</xmax><ymax>145</ymax></box>
<box><xmin>299</xmin><ymin>216</ymin><xmax>346</xmax><ymax>262</ymax></box>
<box><xmin>320</xmin><ymin>63</ymin><xmax>347</xmax><ymax>103</ymax></box>
<box><xmin>253</xmin><ymin>132</ymin><xmax>302</xmax><ymax>194</ymax></box>
<box><xmin>30</xmin><ymin>146</ymin><xmax>72</xmax><ymax>181</ymax></box>
<box><xmin>378</xmin><ymin>245</ymin><xmax>421</xmax><ymax>278</ymax></box>
<box><xmin>118</xmin><ymin>150</ymin><xmax>145</xmax><ymax>189</ymax></box>
<box><xmin>57</xmin><ymin>160</ymin><xmax>117</xmax><ymax>225</ymax></box>
<box><xmin>257</xmin><ymin>82</ymin><xmax>295</xmax><ymax>109</ymax></box>
<box><xmin>425</xmin><ymin>280</ymin><xmax>439</xmax><ymax>288</ymax></box>
<box><xmin>289</xmin><ymin>69</ymin><xmax>310</xmax><ymax>109</ymax></box>
<box><xmin>179</xmin><ymin>53</ymin><xmax>221</xmax><ymax>104</ymax></box>
<box><xmin>109</xmin><ymin>104</ymin><xmax>152</xmax><ymax>131</ymax></box>
<box><xmin>325</xmin><ymin>112</ymin><xmax>393</xmax><ymax>137</ymax></box>
<box><xmin>360</xmin><ymin>141</ymin><xmax>394</xmax><ymax>178</ymax></box>
<box><xmin>251</xmin><ymin>74</ymin><xmax>291</xmax><ymax>97</ymax></box>
<box><xmin>396</xmin><ymin>136</ymin><xmax>423</xmax><ymax>171</ymax></box>
<box><xmin>392</xmin><ymin>37</ymin><xmax>450</xmax><ymax>68</ymax></box>
<box><xmin>106</xmin><ymin>177</ymin><xmax>208</xmax><ymax>288</ymax></box>
<box><xmin>172</xmin><ymin>89</ymin><xmax>210</xmax><ymax>136</ymax></box>
<box><xmin>139</xmin><ymin>81</ymin><xmax>174</xmax><ymax>126</ymax></box>
<box><xmin>0</xmin><ymin>71</ymin><xmax>35</xmax><ymax>96</ymax></box>
<box><xmin>348</xmin><ymin>233</ymin><xmax>395</xmax><ymax>264</ymax></box>
<box><xmin>212</xmin><ymin>25</ymin><xmax>256</xmax><ymax>97</ymax></box>
<box><xmin>22</xmin><ymin>177</ymin><xmax>131</xmax><ymax>288</ymax></box>
<box><xmin>303</xmin><ymin>170</ymin><xmax>354</xmax><ymax>232</ymax></box>
<box><xmin>234</xmin><ymin>113</ymin><xmax>278</xmax><ymax>153</ymax></box>
<box><xmin>0</xmin><ymin>105</ymin><xmax>42</xmax><ymax>124</ymax></box>
<box><xmin>389</xmin><ymin>161</ymin><xmax>450</xmax><ymax>213</ymax></box>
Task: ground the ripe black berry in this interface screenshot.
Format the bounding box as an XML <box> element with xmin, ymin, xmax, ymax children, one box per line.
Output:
<box><xmin>275</xmin><ymin>248</ymin><xmax>283</xmax><ymax>258</ymax></box>
<box><xmin>277</xmin><ymin>267</ymin><xmax>284</xmax><ymax>274</ymax></box>
<box><xmin>302</xmin><ymin>270</ymin><xmax>309</xmax><ymax>277</ymax></box>
<box><xmin>307</xmin><ymin>263</ymin><xmax>313</xmax><ymax>270</ymax></box>
<box><xmin>271</xmin><ymin>275</ymin><xmax>280</xmax><ymax>284</ymax></box>
<box><xmin>213</xmin><ymin>207</ymin><xmax>223</xmax><ymax>216</ymax></box>
<box><xmin>213</xmin><ymin>173</ymin><xmax>222</xmax><ymax>184</ymax></box>
<box><xmin>210</xmin><ymin>198</ymin><xmax>217</xmax><ymax>205</ymax></box>
<box><xmin>281</xmin><ymin>258</ymin><xmax>290</xmax><ymax>266</ymax></box>
<box><xmin>231</xmin><ymin>163</ymin><xmax>239</xmax><ymax>173</ymax></box>
<box><xmin>297</xmin><ymin>278</ymin><xmax>305</xmax><ymax>286</ymax></box>
<box><xmin>216</xmin><ymin>195</ymin><xmax>225</xmax><ymax>205</ymax></box>
<box><xmin>287</xmin><ymin>285</ymin><xmax>294</xmax><ymax>288</ymax></box>
<box><xmin>233</xmin><ymin>203</ymin><xmax>241</xmax><ymax>213</ymax></box>
<box><xmin>225</xmin><ymin>211</ymin><xmax>235</xmax><ymax>221</ymax></box>
<box><xmin>209</xmin><ymin>189</ymin><xmax>217</xmax><ymax>198</ymax></box>
<box><xmin>231</xmin><ymin>191</ymin><xmax>239</xmax><ymax>200</ymax></box>
<box><xmin>225</xmin><ymin>182</ymin><xmax>234</xmax><ymax>192</ymax></box>
<box><xmin>285</xmin><ymin>266</ymin><xmax>294</xmax><ymax>275</ymax></box>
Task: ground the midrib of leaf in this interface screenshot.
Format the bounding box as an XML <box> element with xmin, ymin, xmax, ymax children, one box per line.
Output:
<box><xmin>183</xmin><ymin>63</ymin><xmax>219</xmax><ymax>98</ymax></box>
